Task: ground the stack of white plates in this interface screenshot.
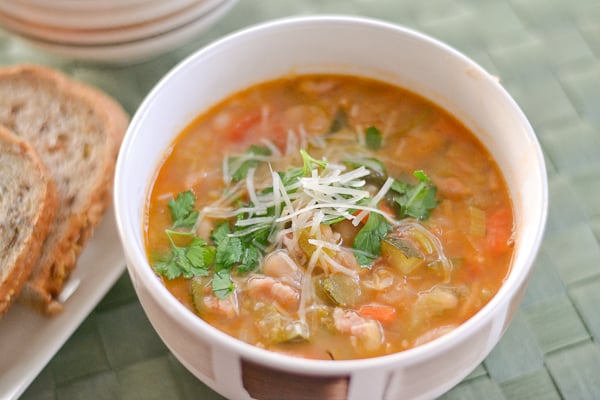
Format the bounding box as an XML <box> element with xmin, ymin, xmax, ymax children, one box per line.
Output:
<box><xmin>0</xmin><ymin>0</ymin><xmax>237</xmax><ymax>63</ymax></box>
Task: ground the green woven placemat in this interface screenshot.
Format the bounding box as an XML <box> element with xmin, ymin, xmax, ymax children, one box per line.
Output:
<box><xmin>6</xmin><ymin>0</ymin><xmax>599</xmax><ymax>398</ymax></box>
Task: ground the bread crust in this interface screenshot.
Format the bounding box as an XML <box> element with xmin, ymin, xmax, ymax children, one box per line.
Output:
<box><xmin>0</xmin><ymin>64</ymin><xmax>129</xmax><ymax>315</ymax></box>
<box><xmin>0</xmin><ymin>125</ymin><xmax>58</xmax><ymax>317</ymax></box>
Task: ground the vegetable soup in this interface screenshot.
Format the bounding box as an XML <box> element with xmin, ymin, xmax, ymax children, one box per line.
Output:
<box><xmin>145</xmin><ymin>74</ymin><xmax>514</xmax><ymax>360</ymax></box>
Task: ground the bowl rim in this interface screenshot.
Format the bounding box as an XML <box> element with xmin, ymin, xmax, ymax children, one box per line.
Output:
<box><xmin>115</xmin><ymin>14</ymin><xmax>549</xmax><ymax>375</ymax></box>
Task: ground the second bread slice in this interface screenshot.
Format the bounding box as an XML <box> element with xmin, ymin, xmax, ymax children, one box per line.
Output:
<box><xmin>0</xmin><ymin>64</ymin><xmax>129</xmax><ymax>314</ymax></box>
<box><xmin>0</xmin><ymin>125</ymin><xmax>57</xmax><ymax>317</ymax></box>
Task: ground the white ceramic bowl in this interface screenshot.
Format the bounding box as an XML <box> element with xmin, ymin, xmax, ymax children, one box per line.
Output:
<box><xmin>114</xmin><ymin>16</ymin><xmax>548</xmax><ymax>400</ymax></box>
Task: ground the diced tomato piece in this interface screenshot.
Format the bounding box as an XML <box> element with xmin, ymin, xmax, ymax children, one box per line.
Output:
<box><xmin>484</xmin><ymin>208</ymin><xmax>513</xmax><ymax>255</ymax></box>
<box><xmin>227</xmin><ymin>111</ymin><xmax>262</xmax><ymax>142</ymax></box>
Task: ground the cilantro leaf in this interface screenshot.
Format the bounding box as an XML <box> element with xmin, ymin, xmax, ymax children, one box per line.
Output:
<box><xmin>300</xmin><ymin>149</ymin><xmax>327</xmax><ymax>176</ymax></box>
<box><xmin>212</xmin><ymin>269</ymin><xmax>235</xmax><ymax>299</ymax></box>
<box><xmin>168</xmin><ymin>191</ymin><xmax>199</xmax><ymax>228</ymax></box>
<box><xmin>352</xmin><ymin>212</ymin><xmax>391</xmax><ymax>267</ymax></box>
<box><xmin>215</xmin><ymin>234</ymin><xmax>243</xmax><ymax>271</ymax></box>
<box><xmin>391</xmin><ymin>170</ymin><xmax>438</xmax><ymax>220</ymax></box>
<box><xmin>237</xmin><ymin>245</ymin><xmax>261</xmax><ymax>273</ymax></box>
<box><xmin>229</xmin><ymin>145</ymin><xmax>271</xmax><ymax>182</ymax></box>
<box><xmin>279</xmin><ymin>167</ymin><xmax>304</xmax><ymax>187</ymax></box>
<box><xmin>152</xmin><ymin>235</ymin><xmax>213</xmax><ymax>280</ymax></box>
<box><xmin>212</xmin><ymin>220</ymin><xmax>265</xmax><ymax>275</ymax></box>
<box><xmin>210</xmin><ymin>221</ymin><xmax>231</xmax><ymax>243</ymax></box>
<box><xmin>185</xmin><ymin>237</ymin><xmax>215</xmax><ymax>276</ymax></box>
<box><xmin>153</xmin><ymin>257</ymin><xmax>182</xmax><ymax>280</ymax></box>
<box><xmin>261</xmin><ymin>167</ymin><xmax>303</xmax><ymax>195</ymax></box>
<box><xmin>365</xmin><ymin>126</ymin><xmax>383</xmax><ymax>150</ymax></box>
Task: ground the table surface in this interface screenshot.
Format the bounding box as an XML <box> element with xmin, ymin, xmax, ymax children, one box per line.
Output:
<box><xmin>3</xmin><ymin>0</ymin><xmax>600</xmax><ymax>399</ymax></box>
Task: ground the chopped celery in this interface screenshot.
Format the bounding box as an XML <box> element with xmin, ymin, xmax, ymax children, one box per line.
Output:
<box><xmin>319</xmin><ymin>273</ymin><xmax>362</xmax><ymax>307</ymax></box>
<box><xmin>381</xmin><ymin>236</ymin><xmax>425</xmax><ymax>274</ymax></box>
<box><xmin>468</xmin><ymin>206</ymin><xmax>486</xmax><ymax>237</ymax></box>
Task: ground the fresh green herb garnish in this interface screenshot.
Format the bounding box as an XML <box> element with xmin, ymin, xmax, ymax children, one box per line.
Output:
<box><xmin>154</xmin><ymin>147</ymin><xmax>439</xmax><ymax>298</ymax></box>
<box><xmin>212</xmin><ymin>269</ymin><xmax>235</xmax><ymax>299</ymax></box>
<box><xmin>153</xmin><ymin>191</ymin><xmax>214</xmax><ymax>279</ymax></box>
<box><xmin>153</xmin><ymin>233</ymin><xmax>214</xmax><ymax>279</ymax></box>
<box><xmin>352</xmin><ymin>212</ymin><xmax>392</xmax><ymax>267</ymax></box>
<box><xmin>278</xmin><ymin>167</ymin><xmax>304</xmax><ymax>187</ymax></box>
<box><xmin>229</xmin><ymin>145</ymin><xmax>272</xmax><ymax>182</ymax></box>
<box><xmin>365</xmin><ymin>126</ymin><xmax>383</xmax><ymax>150</ymax></box>
<box><xmin>300</xmin><ymin>149</ymin><xmax>327</xmax><ymax>176</ymax></box>
<box><xmin>212</xmin><ymin>220</ymin><xmax>264</xmax><ymax>273</ymax></box>
<box><xmin>168</xmin><ymin>190</ymin><xmax>199</xmax><ymax>228</ymax></box>
<box><xmin>390</xmin><ymin>170</ymin><xmax>438</xmax><ymax>220</ymax></box>
<box><xmin>213</xmin><ymin>223</ymin><xmax>244</xmax><ymax>271</ymax></box>
<box><xmin>262</xmin><ymin>167</ymin><xmax>304</xmax><ymax>195</ymax></box>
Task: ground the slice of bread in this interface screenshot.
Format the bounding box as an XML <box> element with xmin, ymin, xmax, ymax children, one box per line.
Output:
<box><xmin>0</xmin><ymin>64</ymin><xmax>129</xmax><ymax>315</ymax></box>
<box><xmin>0</xmin><ymin>125</ymin><xmax>58</xmax><ymax>317</ymax></box>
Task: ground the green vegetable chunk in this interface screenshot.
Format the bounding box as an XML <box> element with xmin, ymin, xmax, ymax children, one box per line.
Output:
<box><xmin>190</xmin><ymin>277</ymin><xmax>207</xmax><ymax>314</ymax></box>
<box><xmin>319</xmin><ymin>273</ymin><xmax>362</xmax><ymax>307</ymax></box>
<box><xmin>365</xmin><ymin>126</ymin><xmax>383</xmax><ymax>150</ymax></box>
<box><xmin>381</xmin><ymin>236</ymin><xmax>424</xmax><ymax>274</ymax></box>
<box><xmin>255</xmin><ymin>303</ymin><xmax>309</xmax><ymax>344</ymax></box>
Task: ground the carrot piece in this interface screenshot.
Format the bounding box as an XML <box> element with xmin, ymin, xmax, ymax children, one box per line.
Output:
<box><xmin>378</xmin><ymin>201</ymin><xmax>395</xmax><ymax>218</ymax></box>
<box><xmin>358</xmin><ymin>304</ymin><xmax>397</xmax><ymax>324</ymax></box>
<box><xmin>351</xmin><ymin>209</ymin><xmax>369</xmax><ymax>224</ymax></box>
<box><xmin>484</xmin><ymin>208</ymin><xmax>513</xmax><ymax>255</ymax></box>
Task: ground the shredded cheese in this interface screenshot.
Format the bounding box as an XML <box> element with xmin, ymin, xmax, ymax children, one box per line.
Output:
<box><xmin>352</xmin><ymin>176</ymin><xmax>395</xmax><ymax>225</ymax></box>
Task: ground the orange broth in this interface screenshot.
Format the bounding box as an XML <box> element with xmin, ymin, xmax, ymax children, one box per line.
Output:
<box><xmin>145</xmin><ymin>75</ymin><xmax>514</xmax><ymax>360</ymax></box>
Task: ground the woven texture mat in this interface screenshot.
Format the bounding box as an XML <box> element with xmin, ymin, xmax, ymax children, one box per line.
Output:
<box><xmin>5</xmin><ymin>0</ymin><xmax>600</xmax><ymax>399</ymax></box>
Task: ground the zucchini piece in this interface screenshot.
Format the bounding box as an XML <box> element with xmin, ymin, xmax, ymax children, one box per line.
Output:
<box><xmin>381</xmin><ymin>236</ymin><xmax>425</xmax><ymax>274</ymax></box>
<box><xmin>191</xmin><ymin>276</ymin><xmax>208</xmax><ymax>314</ymax></box>
<box><xmin>255</xmin><ymin>303</ymin><xmax>309</xmax><ymax>344</ymax></box>
<box><xmin>319</xmin><ymin>273</ymin><xmax>361</xmax><ymax>307</ymax></box>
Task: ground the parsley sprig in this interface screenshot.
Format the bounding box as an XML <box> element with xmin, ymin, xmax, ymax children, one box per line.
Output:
<box><xmin>153</xmin><ymin>189</ymin><xmax>272</xmax><ymax>299</ymax></box>
<box><xmin>168</xmin><ymin>190</ymin><xmax>199</xmax><ymax>228</ymax></box>
<box><xmin>153</xmin><ymin>144</ymin><xmax>440</xmax><ymax>296</ymax></box>
<box><xmin>228</xmin><ymin>145</ymin><xmax>271</xmax><ymax>182</ymax></box>
<box><xmin>153</xmin><ymin>191</ymin><xmax>215</xmax><ymax>280</ymax></box>
<box><xmin>390</xmin><ymin>170</ymin><xmax>438</xmax><ymax>220</ymax></box>
<box><xmin>352</xmin><ymin>212</ymin><xmax>392</xmax><ymax>267</ymax></box>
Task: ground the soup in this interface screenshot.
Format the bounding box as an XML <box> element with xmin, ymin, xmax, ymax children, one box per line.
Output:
<box><xmin>145</xmin><ymin>74</ymin><xmax>514</xmax><ymax>360</ymax></box>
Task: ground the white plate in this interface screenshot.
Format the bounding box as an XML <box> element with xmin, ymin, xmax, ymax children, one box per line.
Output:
<box><xmin>0</xmin><ymin>0</ymin><xmax>228</xmax><ymax>45</ymax></box>
<box><xmin>0</xmin><ymin>206</ymin><xmax>126</xmax><ymax>400</ymax></box>
<box><xmin>15</xmin><ymin>0</ymin><xmax>155</xmax><ymax>11</ymax></box>
<box><xmin>0</xmin><ymin>0</ymin><xmax>221</xmax><ymax>30</ymax></box>
<box><xmin>17</xmin><ymin>0</ymin><xmax>237</xmax><ymax>64</ymax></box>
